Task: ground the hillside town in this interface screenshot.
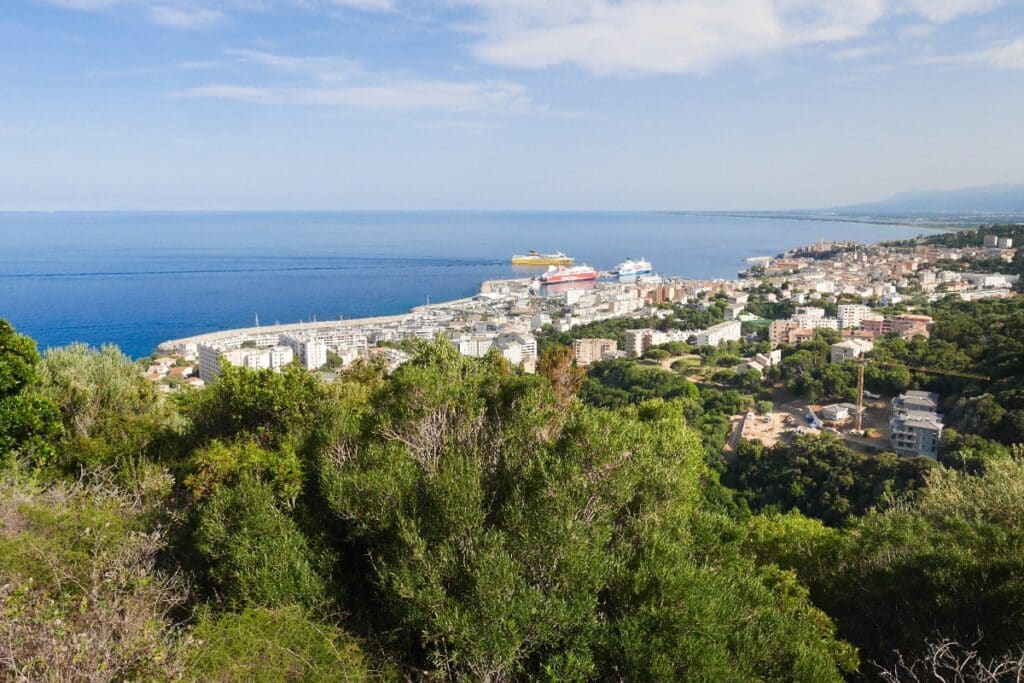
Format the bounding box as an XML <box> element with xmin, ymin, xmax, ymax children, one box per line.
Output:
<box><xmin>152</xmin><ymin>234</ymin><xmax>1019</xmax><ymax>461</ymax></box>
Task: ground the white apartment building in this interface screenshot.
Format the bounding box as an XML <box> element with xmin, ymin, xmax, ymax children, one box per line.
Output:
<box><xmin>198</xmin><ymin>343</ymin><xmax>295</xmax><ymax>382</ymax></box>
<box><xmin>696</xmin><ymin>320</ymin><xmax>741</xmax><ymax>347</ymax></box>
<box><xmin>624</xmin><ymin>329</ymin><xmax>690</xmax><ymax>357</ymax></box>
<box><xmin>837</xmin><ymin>304</ymin><xmax>873</xmax><ymax>329</ymax></box>
<box><xmin>792</xmin><ymin>314</ymin><xmax>840</xmax><ymax>331</ymax></box>
<box><xmin>794</xmin><ymin>306</ymin><xmax>826</xmax><ymax>319</ymax></box>
<box><xmin>494</xmin><ymin>332</ymin><xmax>537</xmax><ymax>366</ymax></box>
<box><xmin>456</xmin><ymin>334</ymin><xmax>494</xmax><ymax>358</ymax></box>
<box><xmin>279</xmin><ymin>333</ymin><xmax>328</xmax><ymax>371</ymax></box>
<box><xmin>982</xmin><ymin>235</ymin><xmax>1012</xmax><ymax>249</ymax></box>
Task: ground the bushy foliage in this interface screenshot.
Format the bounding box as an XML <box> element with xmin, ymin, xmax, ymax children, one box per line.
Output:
<box><xmin>35</xmin><ymin>343</ymin><xmax>182</xmax><ymax>472</ymax></box>
<box><xmin>580</xmin><ymin>358</ymin><xmax>699</xmax><ymax>408</ymax></box>
<box><xmin>0</xmin><ymin>321</ymin><xmax>62</xmax><ymax>470</ymax></box>
<box><xmin>186</xmin><ymin>605</ymin><xmax>373</xmax><ymax>682</ymax></box>
<box><xmin>746</xmin><ymin>457</ymin><xmax>1024</xmax><ymax>672</ymax></box>
<box><xmin>9</xmin><ymin>316</ymin><xmax>1024</xmax><ymax>681</ymax></box>
<box><xmin>868</xmin><ymin>297</ymin><xmax>1024</xmax><ymax>445</ymax></box>
<box><xmin>314</xmin><ymin>341</ymin><xmax>853</xmax><ymax>680</ymax></box>
<box><xmin>777</xmin><ymin>333</ymin><xmax>859</xmax><ymax>403</ymax></box>
<box><xmin>579</xmin><ymin>358</ymin><xmax>748</xmax><ymax>460</ymax></box>
<box><xmin>184</xmin><ymin>438</ymin><xmax>303</xmax><ymax>505</ymax></box>
<box><xmin>726</xmin><ymin>433</ymin><xmax>936</xmax><ymax>526</ymax></box>
<box><xmin>192</xmin><ymin>475</ymin><xmax>328</xmax><ymax>608</ymax></box>
<box><xmin>0</xmin><ymin>474</ymin><xmax>186</xmax><ymax>681</ymax></box>
<box><xmin>184</xmin><ymin>363</ymin><xmax>328</xmax><ymax>448</ymax></box>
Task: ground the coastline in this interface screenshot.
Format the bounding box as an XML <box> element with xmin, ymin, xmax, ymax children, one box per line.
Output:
<box><xmin>157</xmin><ymin>285</ymin><xmax>510</xmax><ymax>351</ymax></box>
<box><xmin>675</xmin><ymin>211</ymin><xmax>967</xmax><ymax>231</ymax></box>
<box><xmin>2</xmin><ymin>211</ymin><xmax>952</xmax><ymax>358</ymax></box>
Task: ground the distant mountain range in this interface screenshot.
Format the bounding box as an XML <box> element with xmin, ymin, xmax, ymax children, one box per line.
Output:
<box><xmin>834</xmin><ymin>184</ymin><xmax>1024</xmax><ymax>214</ymax></box>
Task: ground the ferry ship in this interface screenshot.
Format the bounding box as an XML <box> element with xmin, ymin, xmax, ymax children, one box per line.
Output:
<box><xmin>539</xmin><ymin>264</ymin><xmax>598</xmax><ymax>284</ymax></box>
<box><xmin>614</xmin><ymin>258</ymin><xmax>652</xmax><ymax>276</ymax></box>
<box><xmin>512</xmin><ymin>250</ymin><xmax>574</xmax><ymax>266</ymax></box>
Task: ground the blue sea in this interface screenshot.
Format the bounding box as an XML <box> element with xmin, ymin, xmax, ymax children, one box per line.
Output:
<box><xmin>0</xmin><ymin>211</ymin><xmax>928</xmax><ymax>358</ymax></box>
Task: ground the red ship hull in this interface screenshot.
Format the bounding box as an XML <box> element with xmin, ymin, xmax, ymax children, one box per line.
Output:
<box><xmin>540</xmin><ymin>268</ymin><xmax>598</xmax><ymax>284</ymax></box>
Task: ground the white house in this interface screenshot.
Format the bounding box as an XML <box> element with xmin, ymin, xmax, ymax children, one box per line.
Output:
<box><xmin>830</xmin><ymin>339</ymin><xmax>873</xmax><ymax>363</ymax></box>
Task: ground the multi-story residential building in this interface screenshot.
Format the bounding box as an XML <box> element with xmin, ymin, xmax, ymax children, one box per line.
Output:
<box><xmin>573</xmin><ymin>338</ymin><xmax>617</xmax><ymax>367</ymax></box>
<box><xmin>455</xmin><ymin>334</ymin><xmax>495</xmax><ymax>358</ymax></box>
<box><xmin>530</xmin><ymin>313</ymin><xmax>552</xmax><ymax>331</ymax></box>
<box><xmin>493</xmin><ymin>332</ymin><xmax>538</xmax><ymax>366</ymax></box>
<box><xmin>794</xmin><ymin>306</ymin><xmax>826</xmax><ymax>319</ymax></box>
<box><xmin>769</xmin><ymin>320</ymin><xmax>802</xmax><ymax>346</ymax></box>
<box><xmin>696</xmin><ymin>320</ymin><xmax>741</xmax><ymax>347</ymax></box>
<box><xmin>793</xmin><ymin>314</ymin><xmax>839</xmax><ymax>331</ymax></box>
<box><xmin>769</xmin><ymin>310</ymin><xmax>839</xmax><ymax>346</ymax></box>
<box><xmin>837</xmin><ymin>304</ymin><xmax>872</xmax><ymax>329</ymax></box>
<box><xmin>197</xmin><ymin>343</ymin><xmax>295</xmax><ymax>382</ymax></box>
<box><xmin>889</xmin><ymin>391</ymin><xmax>943</xmax><ymax>458</ymax></box>
<box><xmin>860</xmin><ymin>314</ymin><xmax>933</xmax><ymax>340</ymax></box>
<box><xmin>724</xmin><ymin>302</ymin><xmax>746</xmax><ymax>320</ymax></box>
<box><xmin>279</xmin><ymin>333</ymin><xmax>328</xmax><ymax>371</ymax></box>
<box><xmin>625</xmin><ymin>329</ymin><xmax>666</xmax><ymax>357</ymax></box>
<box><xmin>982</xmin><ymin>234</ymin><xmax>1013</xmax><ymax>250</ymax></box>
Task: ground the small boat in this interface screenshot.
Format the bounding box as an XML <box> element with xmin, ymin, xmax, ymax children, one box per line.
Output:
<box><xmin>614</xmin><ymin>258</ymin><xmax>652</xmax><ymax>276</ymax></box>
<box><xmin>539</xmin><ymin>264</ymin><xmax>598</xmax><ymax>284</ymax></box>
<box><xmin>512</xmin><ymin>250</ymin><xmax>574</xmax><ymax>266</ymax></box>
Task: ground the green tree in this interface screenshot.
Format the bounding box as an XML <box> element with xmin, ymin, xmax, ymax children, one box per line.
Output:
<box><xmin>746</xmin><ymin>456</ymin><xmax>1024</xmax><ymax>672</ymax></box>
<box><xmin>36</xmin><ymin>343</ymin><xmax>181</xmax><ymax>472</ymax></box>
<box><xmin>0</xmin><ymin>320</ymin><xmax>62</xmax><ymax>470</ymax></box>
<box><xmin>184</xmin><ymin>363</ymin><xmax>328</xmax><ymax>448</ymax></box>
<box><xmin>192</xmin><ymin>475</ymin><xmax>327</xmax><ymax>609</ymax></box>
<box><xmin>316</xmin><ymin>342</ymin><xmax>854</xmax><ymax>680</ymax></box>
<box><xmin>726</xmin><ymin>433</ymin><xmax>935</xmax><ymax>526</ymax></box>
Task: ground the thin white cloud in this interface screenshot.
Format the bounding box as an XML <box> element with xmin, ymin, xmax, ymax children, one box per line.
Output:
<box><xmin>224</xmin><ymin>48</ymin><xmax>364</xmax><ymax>82</ymax></box>
<box><xmin>147</xmin><ymin>5</ymin><xmax>224</xmax><ymax>29</ymax></box>
<box><xmin>173</xmin><ymin>46</ymin><xmax>531</xmax><ymax>112</ymax></box>
<box><xmin>899</xmin><ymin>0</ymin><xmax>1005</xmax><ymax>23</ymax></box>
<box><xmin>87</xmin><ymin>59</ymin><xmax>226</xmax><ymax>77</ymax></box>
<box><xmin>44</xmin><ymin>0</ymin><xmax>126</xmax><ymax>8</ymax></box>
<box><xmin>41</xmin><ymin>0</ymin><xmax>393</xmax><ymax>29</ymax></box>
<box><xmin>172</xmin><ymin>79</ymin><xmax>530</xmax><ymax>111</ymax></box>
<box><xmin>829</xmin><ymin>45</ymin><xmax>886</xmax><ymax>61</ymax></box>
<box><xmin>416</xmin><ymin>120</ymin><xmax>505</xmax><ymax>130</ymax></box>
<box><xmin>454</xmin><ymin>0</ymin><xmax>1010</xmax><ymax>76</ymax></box>
<box><xmin>928</xmin><ymin>36</ymin><xmax>1024</xmax><ymax>70</ymax></box>
<box><xmin>323</xmin><ymin>0</ymin><xmax>394</xmax><ymax>10</ymax></box>
<box><xmin>984</xmin><ymin>37</ymin><xmax>1024</xmax><ymax>69</ymax></box>
<box><xmin>900</xmin><ymin>23</ymin><xmax>935</xmax><ymax>38</ymax></box>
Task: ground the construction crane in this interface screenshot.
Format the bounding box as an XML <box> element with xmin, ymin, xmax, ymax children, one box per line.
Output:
<box><xmin>853</xmin><ymin>360</ymin><xmax>990</xmax><ymax>432</ymax></box>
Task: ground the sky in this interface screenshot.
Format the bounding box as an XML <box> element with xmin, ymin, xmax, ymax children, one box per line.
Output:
<box><xmin>1</xmin><ymin>0</ymin><xmax>1023</xmax><ymax>210</ymax></box>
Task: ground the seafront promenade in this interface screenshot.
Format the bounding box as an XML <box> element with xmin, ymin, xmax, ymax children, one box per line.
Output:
<box><xmin>157</xmin><ymin>290</ymin><xmax>491</xmax><ymax>351</ymax></box>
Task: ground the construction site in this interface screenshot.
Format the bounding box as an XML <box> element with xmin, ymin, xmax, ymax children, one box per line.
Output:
<box><xmin>726</xmin><ymin>359</ymin><xmax>989</xmax><ymax>457</ymax></box>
